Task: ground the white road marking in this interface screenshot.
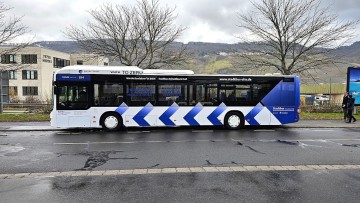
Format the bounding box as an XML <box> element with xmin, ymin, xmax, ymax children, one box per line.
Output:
<box><xmin>312</xmin><ymin>130</ymin><xmax>335</xmax><ymax>132</ymax></box>
<box><xmin>254</xmin><ymin>130</ymin><xmax>276</xmax><ymax>132</ymax></box>
<box><xmin>53</xmin><ymin>139</ymin><xmax>224</xmax><ymax>145</ymax></box>
<box><xmin>192</xmin><ymin>130</ymin><xmax>214</xmax><ymax>133</ymax></box>
<box><xmin>56</xmin><ymin>132</ymin><xmax>82</xmax><ymax>135</ymax></box>
<box><xmin>253</xmin><ymin>139</ymin><xmax>360</xmax><ymax>142</ymax></box>
<box><xmin>54</xmin><ymin>138</ymin><xmax>360</xmax><ymax>146</ymax></box>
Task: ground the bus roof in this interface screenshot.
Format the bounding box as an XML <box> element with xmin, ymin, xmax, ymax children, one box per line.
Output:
<box><xmin>143</xmin><ymin>69</ymin><xmax>194</xmax><ymax>75</ymax></box>
<box><xmin>54</xmin><ymin>65</ymin><xmax>296</xmax><ymax>78</ymax></box>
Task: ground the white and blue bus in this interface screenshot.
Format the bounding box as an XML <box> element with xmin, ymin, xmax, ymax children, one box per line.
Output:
<box><xmin>50</xmin><ymin>66</ymin><xmax>300</xmax><ymax>131</ymax></box>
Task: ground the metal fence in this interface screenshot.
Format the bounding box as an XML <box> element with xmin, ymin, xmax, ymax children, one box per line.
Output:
<box><xmin>3</xmin><ymin>103</ymin><xmax>52</xmax><ymax>114</ymax></box>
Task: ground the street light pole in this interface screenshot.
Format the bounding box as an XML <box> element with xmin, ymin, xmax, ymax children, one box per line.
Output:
<box><xmin>329</xmin><ymin>77</ymin><xmax>332</xmax><ymax>105</ymax></box>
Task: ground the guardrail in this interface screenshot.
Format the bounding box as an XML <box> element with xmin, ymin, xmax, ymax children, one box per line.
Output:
<box><xmin>4</xmin><ymin>103</ymin><xmax>50</xmax><ymax>107</ymax></box>
<box><xmin>2</xmin><ymin>110</ymin><xmax>30</xmax><ymax>114</ymax></box>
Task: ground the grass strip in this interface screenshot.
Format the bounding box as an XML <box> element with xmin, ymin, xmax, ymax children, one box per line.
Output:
<box><xmin>0</xmin><ymin>114</ymin><xmax>50</xmax><ymax>122</ymax></box>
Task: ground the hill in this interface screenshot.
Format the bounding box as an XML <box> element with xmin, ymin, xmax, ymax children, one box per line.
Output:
<box><xmin>32</xmin><ymin>40</ymin><xmax>360</xmax><ymax>84</ymax></box>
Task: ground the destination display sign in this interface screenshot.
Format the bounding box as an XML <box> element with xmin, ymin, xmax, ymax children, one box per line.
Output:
<box><xmin>79</xmin><ymin>70</ymin><xmax>143</xmax><ymax>75</ymax></box>
<box><xmin>56</xmin><ymin>74</ymin><xmax>91</xmax><ymax>81</ymax></box>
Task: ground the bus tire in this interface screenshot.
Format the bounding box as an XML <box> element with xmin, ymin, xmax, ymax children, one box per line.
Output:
<box><xmin>224</xmin><ymin>112</ymin><xmax>244</xmax><ymax>130</ymax></box>
<box><xmin>100</xmin><ymin>112</ymin><xmax>123</xmax><ymax>131</ymax></box>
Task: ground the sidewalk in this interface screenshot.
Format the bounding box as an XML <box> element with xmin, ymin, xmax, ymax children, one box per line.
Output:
<box><xmin>285</xmin><ymin>120</ymin><xmax>360</xmax><ymax>128</ymax></box>
<box><xmin>0</xmin><ymin>120</ymin><xmax>359</xmax><ymax>131</ymax></box>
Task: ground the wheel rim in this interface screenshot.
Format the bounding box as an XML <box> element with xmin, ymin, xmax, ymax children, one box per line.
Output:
<box><xmin>228</xmin><ymin>115</ymin><xmax>241</xmax><ymax>128</ymax></box>
<box><xmin>104</xmin><ymin>116</ymin><xmax>119</xmax><ymax>129</ymax></box>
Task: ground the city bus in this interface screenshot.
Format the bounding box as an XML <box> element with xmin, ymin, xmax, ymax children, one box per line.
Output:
<box><xmin>50</xmin><ymin>66</ymin><xmax>300</xmax><ymax>131</ymax></box>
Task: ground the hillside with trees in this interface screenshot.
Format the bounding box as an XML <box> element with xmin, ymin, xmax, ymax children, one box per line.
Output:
<box><xmin>33</xmin><ymin>40</ymin><xmax>360</xmax><ymax>84</ymax></box>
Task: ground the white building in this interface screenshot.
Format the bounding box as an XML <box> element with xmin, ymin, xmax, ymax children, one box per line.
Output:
<box><xmin>0</xmin><ymin>46</ymin><xmax>108</xmax><ymax>103</ymax></box>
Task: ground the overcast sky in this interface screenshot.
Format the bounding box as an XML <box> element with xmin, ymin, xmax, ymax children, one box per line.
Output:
<box><xmin>3</xmin><ymin>0</ymin><xmax>360</xmax><ymax>44</ymax></box>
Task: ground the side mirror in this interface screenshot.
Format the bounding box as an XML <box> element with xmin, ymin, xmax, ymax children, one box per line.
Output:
<box><xmin>53</xmin><ymin>86</ymin><xmax>58</xmax><ymax>95</ymax></box>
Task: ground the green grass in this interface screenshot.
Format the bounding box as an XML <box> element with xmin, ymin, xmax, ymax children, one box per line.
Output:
<box><xmin>202</xmin><ymin>60</ymin><xmax>233</xmax><ymax>73</ymax></box>
<box><xmin>300</xmin><ymin>112</ymin><xmax>345</xmax><ymax>120</ymax></box>
<box><xmin>0</xmin><ymin>114</ymin><xmax>50</xmax><ymax>122</ymax></box>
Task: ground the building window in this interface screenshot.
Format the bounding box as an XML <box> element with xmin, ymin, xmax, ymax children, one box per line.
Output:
<box><xmin>77</xmin><ymin>60</ymin><xmax>83</xmax><ymax>65</ymax></box>
<box><xmin>104</xmin><ymin>62</ymin><xmax>108</xmax><ymax>66</ymax></box>
<box><xmin>23</xmin><ymin>86</ymin><xmax>38</xmax><ymax>96</ymax></box>
<box><xmin>21</xmin><ymin>54</ymin><xmax>37</xmax><ymax>64</ymax></box>
<box><xmin>1</xmin><ymin>54</ymin><xmax>16</xmax><ymax>64</ymax></box>
<box><xmin>53</xmin><ymin>57</ymin><xmax>69</xmax><ymax>68</ymax></box>
<box><xmin>9</xmin><ymin>70</ymin><xmax>17</xmax><ymax>79</ymax></box>
<box><xmin>22</xmin><ymin>70</ymin><xmax>38</xmax><ymax>80</ymax></box>
<box><xmin>9</xmin><ymin>86</ymin><xmax>17</xmax><ymax>96</ymax></box>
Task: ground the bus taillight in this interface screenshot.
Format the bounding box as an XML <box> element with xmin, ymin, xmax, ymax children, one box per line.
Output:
<box><xmin>297</xmin><ymin>106</ymin><xmax>301</xmax><ymax>114</ymax></box>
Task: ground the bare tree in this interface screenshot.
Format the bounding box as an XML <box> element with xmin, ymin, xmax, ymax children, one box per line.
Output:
<box><xmin>65</xmin><ymin>0</ymin><xmax>188</xmax><ymax>69</ymax></box>
<box><xmin>236</xmin><ymin>0</ymin><xmax>358</xmax><ymax>75</ymax></box>
<box><xmin>0</xmin><ymin>2</ymin><xmax>30</xmax><ymax>113</ymax></box>
<box><xmin>0</xmin><ymin>2</ymin><xmax>30</xmax><ymax>72</ymax></box>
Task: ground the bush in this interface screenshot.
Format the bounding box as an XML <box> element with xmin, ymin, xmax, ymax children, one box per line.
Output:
<box><xmin>301</xmin><ymin>104</ymin><xmax>343</xmax><ymax>113</ymax></box>
<box><xmin>301</xmin><ymin>105</ymin><xmax>360</xmax><ymax>113</ymax></box>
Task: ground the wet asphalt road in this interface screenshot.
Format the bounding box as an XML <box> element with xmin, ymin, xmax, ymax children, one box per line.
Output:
<box><xmin>1</xmin><ymin>170</ymin><xmax>360</xmax><ymax>203</ymax></box>
<box><xmin>1</xmin><ymin>127</ymin><xmax>360</xmax><ymax>202</ymax></box>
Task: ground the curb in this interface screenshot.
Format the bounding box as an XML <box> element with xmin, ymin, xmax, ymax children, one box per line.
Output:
<box><xmin>2</xmin><ymin>164</ymin><xmax>360</xmax><ymax>179</ymax></box>
<box><xmin>1</xmin><ymin>125</ymin><xmax>360</xmax><ymax>132</ymax></box>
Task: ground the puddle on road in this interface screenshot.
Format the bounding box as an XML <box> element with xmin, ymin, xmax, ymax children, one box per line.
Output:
<box><xmin>205</xmin><ymin>160</ymin><xmax>239</xmax><ymax>166</ymax></box>
<box><xmin>236</xmin><ymin>141</ymin><xmax>266</xmax><ymax>154</ymax></box>
<box><xmin>0</xmin><ymin>144</ymin><xmax>25</xmax><ymax>157</ymax></box>
<box><xmin>57</xmin><ymin>150</ymin><xmax>138</xmax><ymax>171</ymax></box>
<box><xmin>275</xmin><ymin>140</ymin><xmax>322</xmax><ymax>149</ymax></box>
<box><xmin>276</xmin><ymin>140</ymin><xmax>299</xmax><ymax>145</ymax></box>
<box><xmin>342</xmin><ymin>144</ymin><xmax>360</xmax><ymax>147</ymax></box>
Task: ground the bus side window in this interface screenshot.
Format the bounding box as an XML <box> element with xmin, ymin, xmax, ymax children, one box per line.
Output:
<box><xmin>126</xmin><ymin>83</ymin><xmax>156</xmax><ymax>106</ymax></box>
<box><xmin>94</xmin><ymin>83</ymin><xmax>124</xmax><ymax>106</ymax></box>
<box><xmin>73</xmin><ymin>88</ymin><xmax>89</xmax><ymax>109</ymax></box>
<box><xmin>157</xmin><ymin>84</ymin><xmax>187</xmax><ymax>106</ymax></box>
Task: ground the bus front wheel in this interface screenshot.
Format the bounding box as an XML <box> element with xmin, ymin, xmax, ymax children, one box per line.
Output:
<box><xmin>101</xmin><ymin>113</ymin><xmax>123</xmax><ymax>131</ymax></box>
<box><xmin>224</xmin><ymin>112</ymin><xmax>244</xmax><ymax>130</ymax></box>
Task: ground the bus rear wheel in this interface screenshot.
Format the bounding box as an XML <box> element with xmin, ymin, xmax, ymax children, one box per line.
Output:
<box><xmin>101</xmin><ymin>113</ymin><xmax>122</xmax><ymax>131</ymax></box>
<box><xmin>224</xmin><ymin>112</ymin><xmax>244</xmax><ymax>130</ymax></box>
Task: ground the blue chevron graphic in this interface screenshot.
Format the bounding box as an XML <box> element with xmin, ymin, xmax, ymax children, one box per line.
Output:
<box><xmin>115</xmin><ymin>102</ymin><xmax>129</xmax><ymax>115</ymax></box>
<box><xmin>159</xmin><ymin>103</ymin><xmax>179</xmax><ymax>126</ymax></box>
<box><xmin>133</xmin><ymin>103</ymin><xmax>154</xmax><ymax>126</ymax></box>
<box><xmin>184</xmin><ymin>103</ymin><xmax>203</xmax><ymax>126</ymax></box>
<box><xmin>207</xmin><ymin>103</ymin><xmax>227</xmax><ymax>125</ymax></box>
<box><xmin>244</xmin><ymin>103</ymin><xmax>263</xmax><ymax>125</ymax></box>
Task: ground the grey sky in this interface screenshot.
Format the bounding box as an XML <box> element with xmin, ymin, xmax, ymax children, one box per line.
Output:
<box><xmin>3</xmin><ymin>0</ymin><xmax>360</xmax><ymax>44</ymax></box>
